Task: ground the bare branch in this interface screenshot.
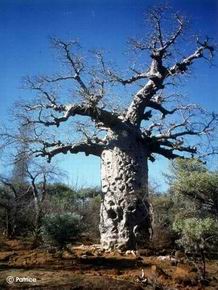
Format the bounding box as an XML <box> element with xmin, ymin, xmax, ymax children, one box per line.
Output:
<box><xmin>146</xmin><ymin>100</ymin><xmax>177</xmax><ymax>118</ymax></box>
<box><xmin>144</xmin><ymin>112</ymin><xmax>218</xmax><ymax>160</ymax></box>
<box><xmin>51</xmin><ymin>38</ymin><xmax>90</xmax><ymax>95</ymax></box>
<box><xmin>169</xmin><ymin>39</ymin><xmax>214</xmax><ymax>75</ymax></box>
<box><xmin>156</xmin><ymin>112</ymin><xmax>217</xmax><ymax>140</ymax></box>
<box><xmin>161</xmin><ymin>14</ymin><xmax>184</xmax><ymax>52</ymax></box>
<box><xmin>107</xmin><ymin>70</ymin><xmax>149</xmax><ymax>85</ymax></box>
<box><xmin>23</xmin><ymin>99</ymin><xmax>121</xmax><ymax>129</ymax></box>
<box><xmin>151</xmin><ymin>147</ymin><xmax>180</xmax><ymax>159</ymax></box>
<box><xmin>0</xmin><ymin>177</ymin><xmax>18</xmax><ymax>198</ymax></box>
<box><xmin>33</xmin><ymin>138</ymin><xmax>107</xmax><ymax>162</ymax></box>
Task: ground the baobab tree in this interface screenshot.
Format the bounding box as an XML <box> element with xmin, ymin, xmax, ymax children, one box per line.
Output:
<box><xmin>12</xmin><ymin>6</ymin><xmax>217</xmax><ymax>250</ymax></box>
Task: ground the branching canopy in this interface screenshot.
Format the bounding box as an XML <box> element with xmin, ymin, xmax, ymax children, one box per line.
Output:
<box><xmin>5</xmin><ymin>6</ymin><xmax>217</xmax><ymax>163</ymax></box>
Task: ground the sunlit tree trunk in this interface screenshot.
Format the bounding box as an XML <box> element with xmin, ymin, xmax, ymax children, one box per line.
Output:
<box><xmin>99</xmin><ymin>133</ymin><xmax>152</xmax><ymax>250</ymax></box>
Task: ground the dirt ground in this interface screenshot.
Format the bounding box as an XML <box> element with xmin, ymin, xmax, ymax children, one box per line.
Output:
<box><xmin>0</xmin><ymin>238</ymin><xmax>218</xmax><ymax>290</ymax></box>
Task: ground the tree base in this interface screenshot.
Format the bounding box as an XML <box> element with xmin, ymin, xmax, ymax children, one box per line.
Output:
<box><xmin>99</xmin><ymin>197</ymin><xmax>152</xmax><ymax>250</ymax></box>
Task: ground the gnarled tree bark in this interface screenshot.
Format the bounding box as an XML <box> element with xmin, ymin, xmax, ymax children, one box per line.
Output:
<box><xmin>99</xmin><ymin>131</ymin><xmax>151</xmax><ymax>249</ymax></box>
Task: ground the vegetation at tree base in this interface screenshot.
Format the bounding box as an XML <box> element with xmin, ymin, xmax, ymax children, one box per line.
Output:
<box><xmin>0</xmin><ymin>130</ymin><xmax>102</xmax><ymax>245</ymax></box>
<box><xmin>1</xmin><ymin>152</ymin><xmax>218</xmax><ymax>286</ymax></box>
<box><xmin>173</xmin><ymin>217</ymin><xmax>218</xmax><ymax>278</ymax></box>
<box><xmin>42</xmin><ymin>212</ymin><xmax>82</xmax><ymax>248</ymax></box>
<box><xmin>1</xmin><ymin>157</ymin><xmax>217</xmax><ymax>261</ymax></box>
<box><xmin>0</xmin><ymin>181</ymin><xmax>101</xmax><ymax>244</ymax></box>
<box><xmin>148</xmin><ymin>158</ymin><xmax>218</xmax><ymax>285</ymax></box>
<box><xmin>149</xmin><ymin>193</ymin><xmax>176</xmax><ymax>251</ymax></box>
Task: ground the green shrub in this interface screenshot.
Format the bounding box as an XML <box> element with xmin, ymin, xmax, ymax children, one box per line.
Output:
<box><xmin>42</xmin><ymin>212</ymin><xmax>82</xmax><ymax>248</ymax></box>
<box><xmin>173</xmin><ymin>217</ymin><xmax>218</xmax><ymax>278</ymax></box>
<box><xmin>168</xmin><ymin>158</ymin><xmax>218</xmax><ymax>217</ymax></box>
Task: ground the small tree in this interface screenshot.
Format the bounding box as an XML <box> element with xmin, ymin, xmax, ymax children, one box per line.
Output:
<box><xmin>42</xmin><ymin>212</ymin><xmax>82</xmax><ymax>248</ymax></box>
<box><xmin>0</xmin><ymin>124</ymin><xmax>31</xmax><ymax>237</ymax></box>
<box><xmin>0</xmin><ymin>157</ymin><xmax>60</xmax><ymax>241</ymax></box>
<box><xmin>173</xmin><ymin>217</ymin><xmax>218</xmax><ymax>279</ymax></box>
<box><xmin>168</xmin><ymin>158</ymin><xmax>218</xmax><ymax>217</ymax></box>
<box><xmin>0</xmin><ymin>176</ymin><xmax>32</xmax><ymax>238</ymax></box>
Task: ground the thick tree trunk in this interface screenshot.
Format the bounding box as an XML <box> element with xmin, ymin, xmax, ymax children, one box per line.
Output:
<box><xmin>99</xmin><ymin>136</ymin><xmax>152</xmax><ymax>250</ymax></box>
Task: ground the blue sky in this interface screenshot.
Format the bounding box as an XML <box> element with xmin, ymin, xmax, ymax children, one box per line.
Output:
<box><xmin>0</xmin><ymin>0</ymin><xmax>218</xmax><ymax>190</ymax></box>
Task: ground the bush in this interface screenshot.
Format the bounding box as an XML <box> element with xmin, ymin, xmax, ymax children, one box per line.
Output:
<box><xmin>150</xmin><ymin>194</ymin><xmax>176</xmax><ymax>250</ymax></box>
<box><xmin>41</xmin><ymin>186</ymin><xmax>102</xmax><ymax>244</ymax></box>
<box><xmin>42</xmin><ymin>212</ymin><xmax>82</xmax><ymax>248</ymax></box>
<box><xmin>173</xmin><ymin>217</ymin><xmax>218</xmax><ymax>278</ymax></box>
<box><xmin>168</xmin><ymin>158</ymin><xmax>218</xmax><ymax>217</ymax></box>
